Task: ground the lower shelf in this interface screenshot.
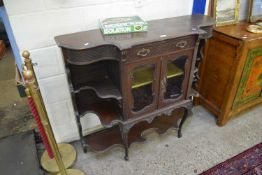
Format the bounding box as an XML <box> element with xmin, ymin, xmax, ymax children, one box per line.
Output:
<box><xmin>128</xmin><ymin>108</ymin><xmax>183</xmax><ymax>147</ymax></box>
<box><xmin>82</xmin><ymin>108</ymin><xmax>184</xmax><ymax>152</ymax></box>
<box><xmin>84</xmin><ymin>125</ymin><xmax>123</xmax><ymax>152</ymax></box>
<box><xmin>85</xmin><ymin>101</ymin><xmax>121</xmax><ymax>127</ymax></box>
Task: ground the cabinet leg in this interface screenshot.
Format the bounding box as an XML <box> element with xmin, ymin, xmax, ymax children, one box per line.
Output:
<box><xmin>124</xmin><ymin>148</ymin><xmax>129</xmax><ymax>161</ymax></box>
<box><xmin>83</xmin><ymin>146</ymin><xmax>88</xmax><ymax>153</ymax></box>
<box><xmin>123</xmin><ymin>133</ymin><xmax>129</xmax><ymax>161</ymax></box>
<box><xmin>178</xmin><ymin>108</ymin><xmax>188</xmax><ymax>138</ymax></box>
<box><xmin>77</xmin><ymin>121</ymin><xmax>84</xmax><ymax>139</ymax></box>
<box><xmin>76</xmin><ymin>115</ymin><xmax>86</xmax><ymax>153</ymax></box>
<box><xmin>122</xmin><ymin>132</ymin><xmax>129</xmax><ymax>161</ymax></box>
<box><xmin>217</xmin><ymin>113</ymin><xmax>230</xmax><ymax>126</ymax></box>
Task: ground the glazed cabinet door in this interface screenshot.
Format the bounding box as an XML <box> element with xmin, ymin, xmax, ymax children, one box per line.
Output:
<box><xmin>125</xmin><ymin>57</ymin><xmax>161</xmax><ymax>118</ymax></box>
<box><xmin>159</xmin><ymin>49</ymin><xmax>194</xmax><ymax>108</ymax></box>
<box><xmin>233</xmin><ymin>47</ymin><xmax>262</xmax><ymax>108</ymax></box>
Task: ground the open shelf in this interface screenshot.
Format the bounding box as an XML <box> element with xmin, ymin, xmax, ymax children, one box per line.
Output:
<box><xmin>128</xmin><ymin>108</ymin><xmax>183</xmax><ymax>147</ymax></box>
<box><xmin>84</xmin><ymin>125</ymin><xmax>123</xmax><ymax>152</ymax></box>
<box><xmin>75</xmin><ymin>88</ymin><xmax>122</xmax><ymax>127</ymax></box>
<box><xmin>73</xmin><ymin>77</ymin><xmax>122</xmax><ymax>100</ymax></box>
<box><xmin>83</xmin><ymin>108</ymin><xmax>184</xmax><ymax>152</ymax></box>
<box><xmin>69</xmin><ymin>60</ymin><xmax>120</xmax><ymax>94</ymax></box>
<box><xmin>84</xmin><ymin>101</ymin><xmax>122</xmax><ymax>127</ymax></box>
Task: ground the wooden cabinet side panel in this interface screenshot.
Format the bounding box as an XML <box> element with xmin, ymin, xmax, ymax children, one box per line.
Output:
<box><xmin>198</xmin><ymin>35</ymin><xmax>237</xmax><ymax>115</ymax></box>
<box><xmin>232</xmin><ymin>44</ymin><xmax>262</xmax><ymax>109</ymax></box>
<box><xmin>218</xmin><ymin>39</ymin><xmax>262</xmax><ymax>125</ymax></box>
<box><xmin>199</xmin><ymin>34</ymin><xmax>262</xmax><ymax>126</ymax></box>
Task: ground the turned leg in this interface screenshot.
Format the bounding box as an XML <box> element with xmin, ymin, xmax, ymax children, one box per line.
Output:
<box><xmin>120</xmin><ymin>126</ymin><xmax>129</xmax><ymax>161</ymax></box>
<box><xmin>124</xmin><ymin>146</ymin><xmax>129</xmax><ymax>161</ymax></box>
<box><xmin>83</xmin><ymin>146</ymin><xmax>88</xmax><ymax>153</ymax></box>
<box><xmin>76</xmin><ymin>114</ymin><xmax>86</xmax><ymax>153</ymax></box>
<box><xmin>178</xmin><ymin>108</ymin><xmax>188</xmax><ymax>138</ymax></box>
<box><xmin>122</xmin><ymin>132</ymin><xmax>129</xmax><ymax>161</ymax></box>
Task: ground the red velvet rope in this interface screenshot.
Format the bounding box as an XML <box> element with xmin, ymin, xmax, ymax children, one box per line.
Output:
<box><xmin>27</xmin><ymin>97</ymin><xmax>54</xmax><ymax>159</ymax></box>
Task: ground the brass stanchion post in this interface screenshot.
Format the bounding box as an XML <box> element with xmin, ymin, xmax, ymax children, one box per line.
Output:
<box><xmin>22</xmin><ymin>51</ymin><xmax>78</xmax><ymax>173</ymax></box>
<box><xmin>23</xmin><ymin>69</ymin><xmax>68</xmax><ymax>175</ymax></box>
<box><xmin>22</xmin><ymin>51</ymin><xmax>85</xmax><ymax>175</ymax></box>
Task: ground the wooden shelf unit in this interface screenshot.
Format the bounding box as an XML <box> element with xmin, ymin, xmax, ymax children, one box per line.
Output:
<box><xmin>55</xmin><ymin>15</ymin><xmax>214</xmax><ymax>160</ymax></box>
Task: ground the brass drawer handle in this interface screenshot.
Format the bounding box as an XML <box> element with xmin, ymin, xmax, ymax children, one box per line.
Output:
<box><xmin>176</xmin><ymin>40</ymin><xmax>187</xmax><ymax>48</ymax></box>
<box><xmin>137</xmin><ymin>48</ymin><xmax>150</xmax><ymax>57</ymax></box>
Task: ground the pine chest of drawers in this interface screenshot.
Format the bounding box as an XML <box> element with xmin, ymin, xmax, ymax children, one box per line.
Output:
<box><xmin>197</xmin><ymin>22</ymin><xmax>262</xmax><ymax>126</ymax></box>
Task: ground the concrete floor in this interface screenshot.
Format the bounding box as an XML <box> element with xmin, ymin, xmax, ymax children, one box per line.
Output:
<box><xmin>0</xmin><ymin>48</ymin><xmax>35</xmax><ymax>139</ymax></box>
<box><xmin>72</xmin><ymin>105</ymin><xmax>262</xmax><ymax>175</ymax></box>
<box><xmin>0</xmin><ymin>48</ymin><xmax>261</xmax><ymax>175</ymax></box>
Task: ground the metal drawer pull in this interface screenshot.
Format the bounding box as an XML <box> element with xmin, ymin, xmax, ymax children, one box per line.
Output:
<box><xmin>176</xmin><ymin>40</ymin><xmax>187</xmax><ymax>48</ymax></box>
<box><xmin>137</xmin><ymin>48</ymin><xmax>150</xmax><ymax>57</ymax></box>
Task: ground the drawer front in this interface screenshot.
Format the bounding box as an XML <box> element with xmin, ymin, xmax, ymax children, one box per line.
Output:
<box><xmin>122</xmin><ymin>36</ymin><xmax>197</xmax><ymax>62</ymax></box>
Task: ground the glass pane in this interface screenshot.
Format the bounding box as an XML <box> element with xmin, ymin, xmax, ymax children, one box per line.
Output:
<box><xmin>131</xmin><ymin>65</ymin><xmax>155</xmax><ymax>112</ymax></box>
<box><xmin>164</xmin><ymin>56</ymin><xmax>187</xmax><ymax>100</ymax></box>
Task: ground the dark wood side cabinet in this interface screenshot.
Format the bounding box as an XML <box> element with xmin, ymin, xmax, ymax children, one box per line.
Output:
<box><xmin>196</xmin><ymin>22</ymin><xmax>262</xmax><ymax>126</ymax></box>
<box><xmin>55</xmin><ymin>15</ymin><xmax>214</xmax><ymax>160</ymax></box>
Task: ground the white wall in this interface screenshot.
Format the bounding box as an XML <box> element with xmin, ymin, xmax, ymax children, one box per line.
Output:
<box><xmin>3</xmin><ymin>0</ymin><xmax>249</xmax><ymax>143</ymax></box>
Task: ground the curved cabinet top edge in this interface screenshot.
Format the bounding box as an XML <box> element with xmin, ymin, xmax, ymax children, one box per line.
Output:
<box><xmin>55</xmin><ymin>15</ymin><xmax>215</xmax><ymax>50</ymax></box>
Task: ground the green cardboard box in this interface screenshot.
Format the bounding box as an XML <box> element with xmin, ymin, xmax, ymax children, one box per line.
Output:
<box><xmin>100</xmin><ymin>16</ymin><xmax>148</xmax><ymax>35</ymax></box>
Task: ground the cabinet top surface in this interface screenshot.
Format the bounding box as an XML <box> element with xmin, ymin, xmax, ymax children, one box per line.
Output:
<box><xmin>55</xmin><ymin>15</ymin><xmax>214</xmax><ymax>50</ymax></box>
<box><xmin>214</xmin><ymin>22</ymin><xmax>262</xmax><ymax>41</ymax></box>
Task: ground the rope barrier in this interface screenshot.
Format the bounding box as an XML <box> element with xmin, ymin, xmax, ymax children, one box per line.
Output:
<box><xmin>27</xmin><ymin>96</ymin><xmax>54</xmax><ymax>159</ymax></box>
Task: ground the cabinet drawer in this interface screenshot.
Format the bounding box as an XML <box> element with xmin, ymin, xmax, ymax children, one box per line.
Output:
<box><xmin>122</xmin><ymin>36</ymin><xmax>197</xmax><ymax>62</ymax></box>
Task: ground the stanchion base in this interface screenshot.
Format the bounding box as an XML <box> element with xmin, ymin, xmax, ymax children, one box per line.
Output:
<box><xmin>57</xmin><ymin>169</ymin><xmax>86</xmax><ymax>175</ymax></box>
<box><xmin>41</xmin><ymin>143</ymin><xmax>77</xmax><ymax>173</ymax></box>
